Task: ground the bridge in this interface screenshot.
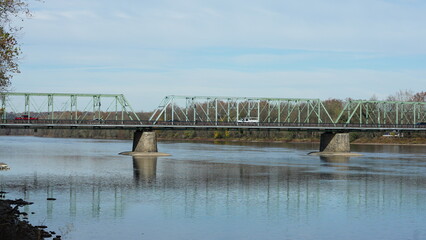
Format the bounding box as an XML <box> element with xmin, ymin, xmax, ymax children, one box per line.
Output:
<box><xmin>1</xmin><ymin>92</ymin><xmax>426</xmax><ymax>154</ymax></box>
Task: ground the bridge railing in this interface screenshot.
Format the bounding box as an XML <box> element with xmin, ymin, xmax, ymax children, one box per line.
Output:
<box><xmin>3</xmin><ymin>119</ymin><xmax>426</xmax><ymax>130</ymax></box>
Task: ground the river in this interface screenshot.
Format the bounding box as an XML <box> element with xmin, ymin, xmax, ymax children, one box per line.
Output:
<box><xmin>1</xmin><ymin>136</ymin><xmax>426</xmax><ymax>239</ymax></box>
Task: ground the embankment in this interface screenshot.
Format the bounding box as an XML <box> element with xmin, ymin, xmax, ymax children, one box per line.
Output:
<box><xmin>1</xmin><ymin>128</ymin><xmax>426</xmax><ymax>145</ymax></box>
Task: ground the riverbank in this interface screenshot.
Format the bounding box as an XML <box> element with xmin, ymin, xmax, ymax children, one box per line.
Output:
<box><xmin>0</xmin><ymin>198</ymin><xmax>60</xmax><ymax>240</ymax></box>
<box><xmin>351</xmin><ymin>136</ymin><xmax>426</xmax><ymax>145</ymax></box>
<box><xmin>2</xmin><ymin>128</ymin><xmax>426</xmax><ymax>146</ymax></box>
<box><xmin>158</xmin><ymin>135</ymin><xmax>426</xmax><ymax>146</ymax></box>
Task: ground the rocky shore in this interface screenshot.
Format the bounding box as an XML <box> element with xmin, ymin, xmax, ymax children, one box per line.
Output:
<box><xmin>0</xmin><ymin>198</ymin><xmax>61</xmax><ymax>240</ymax></box>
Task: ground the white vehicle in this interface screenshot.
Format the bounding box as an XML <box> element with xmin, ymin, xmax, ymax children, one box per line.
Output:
<box><xmin>237</xmin><ymin>117</ymin><xmax>259</xmax><ymax>123</ymax></box>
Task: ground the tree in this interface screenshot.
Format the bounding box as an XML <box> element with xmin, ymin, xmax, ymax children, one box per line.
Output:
<box><xmin>386</xmin><ymin>90</ymin><xmax>414</xmax><ymax>102</ymax></box>
<box><xmin>0</xmin><ymin>0</ymin><xmax>29</xmax><ymax>90</ymax></box>
<box><xmin>386</xmin><ymin>90</ymin><xmax>426</xmax><ymax>102</ymax></box>
<box><xmin>323</xmin><ymin>98</ymin><xmax>343</xmax><ymax>121</ymax></box>
<box><xmin>411</xmin><ymin>91</ymin><xmax>426</xmax><ymax>102</ymax></box>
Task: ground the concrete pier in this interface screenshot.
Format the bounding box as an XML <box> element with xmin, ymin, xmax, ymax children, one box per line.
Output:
<box><xmin>133</xmin><ymin>131</ymin><xmax>158</xmax><ymax>152</ymax></box>
<box><xmin>309</xmin><ymin>132</ymin><xmax>361</xmax><ymax>156</ymax></box>
<box><xmin>120</xmin><ymin>131</ymin><xmax>171</xmax><ymax>156</ymax></box>
<box><xmin>320</xmin><ymin>132</ymin><xmax>350</xmax><ymax>153</ymax></box>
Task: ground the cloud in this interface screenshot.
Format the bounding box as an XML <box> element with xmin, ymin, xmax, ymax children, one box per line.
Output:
<box><xmin>23</xmin><ymin>0</ymin><xmax>426</xmax><ymax>53</ymax></box>
<box><xmin>8</xmin><ymin>0</ymin><xmax>426</xmax><ymax>112</ymax></box>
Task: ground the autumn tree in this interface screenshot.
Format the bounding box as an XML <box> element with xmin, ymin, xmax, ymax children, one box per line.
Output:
<box><xmin>411</xmin><ymin>91</ymin><xmax>426</xmax><ymax>102</ymax></box>
<box><xmin>322</xmin><ymin>98</ymin><xmax>343</xmax><ymax>121</ymax></box>
<box><xmin>0</xmin><ymin>0</ymin><xmax>30</xmax><ymax>90</ymax></box>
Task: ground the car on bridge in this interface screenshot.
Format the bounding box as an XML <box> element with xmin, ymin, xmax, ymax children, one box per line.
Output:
<box><xmin>14</xmin><ymin>115</ymin><xmax>38</xmax><ymax>120</ymax></box>
<box><xmin>237</xmin><ymin>117</ymin><xmax>259</xmax><ymax>123</ymax></box>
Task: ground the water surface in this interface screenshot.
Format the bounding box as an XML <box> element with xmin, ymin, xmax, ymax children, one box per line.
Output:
<box><xmin>1</xmin><ymin>136</ymin><xmax>426</xmax><ymax>239</ymax></box>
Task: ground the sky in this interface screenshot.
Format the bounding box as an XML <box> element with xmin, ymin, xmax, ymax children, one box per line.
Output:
<box><xmin>10</xmin><ymin>0</ymin><xmax>426</xmax><ymax>111</ymax></box>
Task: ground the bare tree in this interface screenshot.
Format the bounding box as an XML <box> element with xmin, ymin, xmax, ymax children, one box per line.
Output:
<box><xmin>411</xmin><ymin>91</ymin><xmax>426</xmax><ymax>102</ymax></box>
<box><xmin>386</xmin><ymin>90</ymin><xmax>414</xmax><ymax>102</ymax></box>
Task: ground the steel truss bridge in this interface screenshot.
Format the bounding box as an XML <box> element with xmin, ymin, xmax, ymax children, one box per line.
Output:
<box><xmin>1</xmin><ymin>93</ymin><xmax>426</xmax><ymax>132</ymax></box>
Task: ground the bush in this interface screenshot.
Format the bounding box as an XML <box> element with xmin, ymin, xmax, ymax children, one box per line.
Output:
<box><xmin>213</xmin><ymin>131</ymin><xmax>223</xmax><ymax>139</ymax></box>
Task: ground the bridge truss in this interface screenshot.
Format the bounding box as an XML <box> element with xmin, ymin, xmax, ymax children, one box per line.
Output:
<box><xmin>0</xmin><ymin>92</ymin><xmax>140</xmax><ymax>123</ymax></box>
<box><xmin>335</xmin><ymin>100</ymin><xmax>426</xmax><ymax>125</ymax></box>
<box><xmin>150</xmin><ymin>96</ymin><xmax>334</xmax><ymax>124</ymax></box>
<box><xmin>149</xmin><ymin>95</ymin><xmax>426</xmax><ymax>127</ymax></box>
<box><xmin>0</xmin><ymin>93</ymin><xmax>425</xmax><ymax>131</ymax></box>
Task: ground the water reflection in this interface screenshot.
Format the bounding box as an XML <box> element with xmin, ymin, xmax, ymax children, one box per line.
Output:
<box><xmin>132</xmin><ymin>157</ymin><xmax>157</xmax><ymax>183</ymax></box>
<box><xmin>12</xmin><ymin>158</ymin><xmax>425</xmax><ymax>223</ymax></box>
<box><xmin>320</xmin><ymin>155</ymin><xmax>350</xmax><ymax>176</ymax></box>
<box><xmin>320</xmin><ymin>156</ymin><xmax>350</xmax><ymax>171</ymax></box>
<box><xmin>69</xmin><ymin>185</ymin><xmax>76</xmax><ymax>217</ymax></box>
<box><xmin>2</xmin><ymin>137</ymin><xmax>426</xmax><ymax>239</ymax></box>
<box><xmin>320</xmin><ymin>155</ymin><xmax>350</xmax><ymax>164</ymax></box>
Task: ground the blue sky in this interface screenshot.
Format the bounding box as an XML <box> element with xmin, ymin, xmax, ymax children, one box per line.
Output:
<box><xmin>11</xmin><ymin>0</ymin><xmax>426</xmax><ymax>111</ymax></box>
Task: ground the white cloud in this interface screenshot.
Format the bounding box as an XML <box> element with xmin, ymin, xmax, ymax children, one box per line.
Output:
<box><xmin>22</xmin><ymin>0</ymin><xmax>426</xmax><ymax>53</ymax></box>
<box><xmin>8</xmin><ymin>0</ymin><xmax>426</xmax><ymax>112</ymax></box>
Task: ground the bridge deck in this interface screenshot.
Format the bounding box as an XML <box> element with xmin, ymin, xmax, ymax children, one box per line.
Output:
<box><xmin>1</xmin><ymin>120</ymin><xmax>425</xmax><ymax>132</ymax></box>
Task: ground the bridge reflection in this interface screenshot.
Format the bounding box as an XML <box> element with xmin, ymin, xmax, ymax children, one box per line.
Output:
<box><xmin>320</xmin><ymin>155</ymin><xmax>350</xmax><ymax>175</ymax></box>
<box><xmin>10</xmin><ymin>157</ymin><xmax>426</xmax><ymax>221</ymax></box>
<box><xmin>133</xmin><ymin>157</ymin><xmax>157</xmax><ymax>183</ymax></box>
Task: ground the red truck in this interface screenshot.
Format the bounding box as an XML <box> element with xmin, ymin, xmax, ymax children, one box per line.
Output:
<box><xmin>14</xmin><ymin>115</ymin><xmax>38</xmax><ymax>120</ymax></box>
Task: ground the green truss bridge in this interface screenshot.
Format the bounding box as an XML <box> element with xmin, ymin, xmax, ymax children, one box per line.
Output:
<box><xmin>1</xmin><ymin>92</ymin><xmax>426</xmax><ymax>154</ymax></box>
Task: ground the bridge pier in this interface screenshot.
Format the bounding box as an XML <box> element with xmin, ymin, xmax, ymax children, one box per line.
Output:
<box><xmin>319</xmin><ymin>132</ymin><xmax>350</xmax><ymax>153</ymax></box>
<box><xmin>133</xmin><ymin>131</ymin><xmax>158</xmax><ymax>153</ymax></box>
<box><xmin>120</xmin><ymin>130</ymin><xmax>170</xmax><ymax>156</ymax></box>
<box><xmin>310</xmin><ymin>132</ymin><xmax>360</xmax><ymax>156</ymax></box>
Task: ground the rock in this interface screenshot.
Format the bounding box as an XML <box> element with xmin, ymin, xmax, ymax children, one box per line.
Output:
<box><xmin>0</xmin><ymin>199</ymin><xmax>50</xmax><ymax>239</ymax></box>
<box><xmin>41</xmin><ymin>232</ymin><xmax>52</xmax><ymax>238</ymax></box>
<box><xmin>0</xmin><ymin>162</ymin><xmax>9</xmax><ymax>170</ymax></box>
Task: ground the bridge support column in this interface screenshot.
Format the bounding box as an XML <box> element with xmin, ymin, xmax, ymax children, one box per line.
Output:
<box><xmin>133</xmin><ymin>131</ymin><xmax>158</xmax><ymax>153</ymax></box>
<box><xmin>319</xmin><ymin>132</ymin><xmax>350</xmax><ymax>153</ymax></box>
<box><xmin>119</xmin><ymin>131</ymin><xmax>170</xmax><ymax>156</ymax></box>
